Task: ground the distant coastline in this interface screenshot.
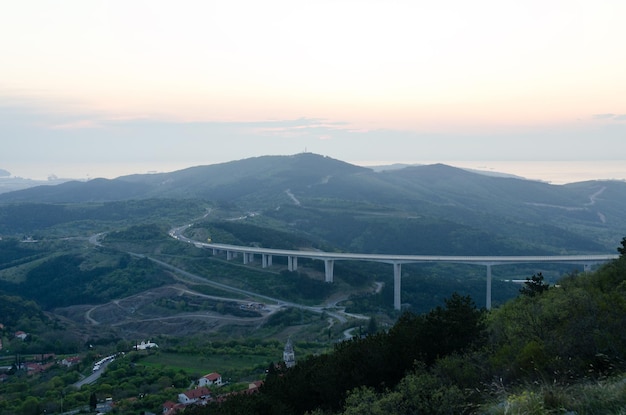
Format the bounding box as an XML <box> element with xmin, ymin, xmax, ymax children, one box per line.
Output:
<box><xmin>364</xmin><ymin>160</ymin><xmax>626</xmax><ymax>185</ymax></box>
<box><xmin>2</xmin><ymin>159</ymin><xmax>625</xmax><ymax>188</ymax></box>
<box><xmin>437</xmin><ymin>160</ymin><xmax>626</xmax><ymax>185</ymax></box>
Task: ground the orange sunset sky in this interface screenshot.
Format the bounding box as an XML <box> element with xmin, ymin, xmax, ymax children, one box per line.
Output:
<box><xmin>2</xmin><ymin>0</ymin><xmax>625</xmax><ymax>181</ymax></box>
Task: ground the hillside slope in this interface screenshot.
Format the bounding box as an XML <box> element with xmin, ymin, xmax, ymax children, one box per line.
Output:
<box><xmin>0</xmin><ymin>153</ymin><xmax>624</xmax><ymax>254</ymax></box>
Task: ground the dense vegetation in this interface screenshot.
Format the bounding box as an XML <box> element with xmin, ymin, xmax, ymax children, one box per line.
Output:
<box><xmin>184</xmin><ymin>243</ymin><xmax>626</xmax><ymax>415</ymax></box>
<box><xmin>2</xmin><ymin>154</ymin><xmax>625</xmax><ymax>256</ymax></box>
<box><xmin>0</xmin><ymin>293</ymin><xmax>45</xmax><ymax>328</ymax></box>
<box><xmin>205</xmin><ymin>221</ymin><xmax>318</xmax><ymax>250</ymax></box>
<box><xmin>0</xmin><ymin>251</ymin><xmax>173</xmax><ymax>310</ymax></box>
<box><xmin>264</xmin><ymin>205</ymin><xmax>548</xmax><ymax>256</ymax></box>
<box><xmin>0</xmin><ymin>199</ymin><xmax>207</xmax><ymax>235</ymax></box>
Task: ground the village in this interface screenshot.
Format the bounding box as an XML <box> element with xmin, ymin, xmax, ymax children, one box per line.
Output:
<box><xmin>0</xmin><ymin>329</ymin><xmax>296</xmax><ymax>414</ymax></box>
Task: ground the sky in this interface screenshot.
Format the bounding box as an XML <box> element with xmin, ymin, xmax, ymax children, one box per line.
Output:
<box><xmin>1</xmin><ymin>0</ymin><xmax>626</xmax><ymax>183</ymax></box>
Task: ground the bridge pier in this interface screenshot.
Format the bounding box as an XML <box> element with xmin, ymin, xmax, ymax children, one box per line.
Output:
<box><xmin>262</xmin><ymin>254</ymin><xmax>273</xmax><ymax>268</ymax></box>
<box><xmin>226</xmin><ymin>251</ymin><xmax>235</xmax><ymax>260</ymax></box>
<box><xmin>324</xmin><ymin>259</ymin><xmax>334</xmax><ymax>282</ymax></box>
<box><xmin>288</xmin><ymin>256</ymin><xmax>298</xmax><ymax>271</ymax></box>
<box><xmin>393</xmin><ymin>262</ymin><xmax>402</xmax><ymax>310</ymax></box>
<box><xmin>243</xmin><ymin>252</ymin><xmax>254</xmax><ymax>265</ymax></box>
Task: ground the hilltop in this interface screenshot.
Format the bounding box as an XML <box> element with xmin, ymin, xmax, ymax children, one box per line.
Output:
<box><xmin>1</xmin><ymin>153</ymin><xmax>624</xmax><ymax>256</ymax></box>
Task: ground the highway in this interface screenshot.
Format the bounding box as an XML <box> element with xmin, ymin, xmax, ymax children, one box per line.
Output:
<box><xmin>169</xmin><ymin>223</ymin><xmax>618</xmax><ymax>310</ymax></box>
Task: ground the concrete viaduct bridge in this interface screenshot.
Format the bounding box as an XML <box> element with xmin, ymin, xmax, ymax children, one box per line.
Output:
<box><xmin>187</xmin><ymin>239</ymin><xmax>618</xmax><ymax>310</ymax></box>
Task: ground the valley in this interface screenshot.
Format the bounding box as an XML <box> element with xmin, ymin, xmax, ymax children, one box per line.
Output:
<box><xmin>0</xmin><ymin>154</ymin><xmax>625</xmax><ymax>414</ymax></box>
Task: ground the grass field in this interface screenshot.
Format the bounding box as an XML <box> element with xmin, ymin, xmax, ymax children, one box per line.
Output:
<box><xmin>140</xmin><ymin>351</ymin><xmax>276</xmax><ymax>382</ymax></box>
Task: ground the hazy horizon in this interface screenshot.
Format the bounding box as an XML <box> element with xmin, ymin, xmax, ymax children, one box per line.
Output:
<box><xmin>2</xmin><ymin>157</ymin><xmax>625</xmax><ymax>186</ymax></box>
<box><xmin>2</xmin><ymin>1</ymin><xmax>625</xmax><ymax>183</ymax></box>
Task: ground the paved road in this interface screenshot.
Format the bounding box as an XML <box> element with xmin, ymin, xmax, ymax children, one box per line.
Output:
<box><xmin>87</xmin><ymin>212</ymin><xmax>359</xmax><ymax>327</ymax></box>
<box><xmin>73</xmin><ymin>359</ymin><xmax>113</xmax><ymax>388</ymax></box>
<box><xmin>87</xmin><ymin>234</ymin><xmax>352</xmax><ymax>324</ymax></box>
<box><xmin>145</xmin><ymin>255</ymin><xmax>349</xmax><ymax>323</ymax></box>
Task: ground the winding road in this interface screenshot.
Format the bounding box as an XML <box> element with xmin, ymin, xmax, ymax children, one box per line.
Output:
<box><xmin>87</xmin><ymin>231</ymin><xmax>356</xmax><ymax>327</ymax></box>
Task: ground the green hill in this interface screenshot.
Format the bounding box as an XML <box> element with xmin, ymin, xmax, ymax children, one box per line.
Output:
<box><xmin>1</xmin><ymin>153</ymin><xmax>624</xmax><ymax>255</ymax></box>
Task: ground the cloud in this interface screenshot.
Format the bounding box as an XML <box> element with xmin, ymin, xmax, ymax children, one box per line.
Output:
<box><xmin>249</xmin><ymin>118</ymin><xmax>350</xmax><ymax>139</ymax></box>
<box><xmin>49</xmin><ymin>120</ymin><xmax>101</xmax><ymax>130</ymax></box>
<box><xmin>593</xmin><ymin>113</ymin><xmax>616</xmax><ymax>119</ymax></box>
<box><xmin>593</xmin><ymin>113</ymin><xmax>626</xmax><ymax>121</ymax></box>
<box><xmin>2</xmin><ymin>97</ymin><xmax>626</xmax><ymax>181</ymax></box>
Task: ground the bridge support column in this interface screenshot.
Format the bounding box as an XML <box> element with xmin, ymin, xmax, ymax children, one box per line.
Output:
<box><xmin>262</xmin><ymin>254</ymin><xmax>273</xmax><ymax>268</ymax></box>
<box><xmin>243</xmin><ymin>253</ymin><xmax>253</xmax><ymax>264</ymax></box>
<box><xmin>393</xmin><ymin>262</ymin><xmax>402</xmax><ymax>310</ymax></box>
<box><xmin>288</xmin><ymin>256</ymin><xmax>298</xmax><ymax>271</ymax></box>
<box><xmin>212</xmin><ymin>249</ymin><xmax>218</xmax><ymax>255</ymax></box>
<box><xmin>486</xmin><ymin>264</ymin><xmax>492</xmax><ymax>310</ymax></box>
<box><xmin>227</xmin><ymin>251</ymin><xmax>234</xmax><ymax>260</ymax></box>
<box><xmin>324</xmin><ymin>260</ymin><xmax>334</xmax><ymax>282</ymax></box>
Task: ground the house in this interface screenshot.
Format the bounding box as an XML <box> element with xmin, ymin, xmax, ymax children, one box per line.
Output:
<box><xmin>14</xmin><ymin>331</ymin><xmax>28</xmax><ymax>340</ymax></box>
<box><xmin>198</xmin><ymin>372</ymin><xmax>223</xmax><ymax>387</ymax></box>
<box><xmin>248</xmin><ymin>380</ymin><xmax>263</xmax><ymax>393</ymax></box>
<box><xmin>61</xmin><ymin>356</ymin><xmax>81</xmax><ymax>367</ymax></box>
<box><xmin>163</xmin><ymin>401</ymin><xmax>185</xmax><ymax>415</ymax></box>
<box><xmin>134</xmin><ymin>340</ymin><xmax>158</xmax><ymax>350</ymax></box>
<box><xmin>25</xmin><ymin>362</ymin><xmax>54</xmax><ymax>375</ymax></box>
<box><xmin>214</xmin><ymin>380</ymin><xmax>264</xmax><ymax>404</ymax></box>
<box><xmin>177</xmin><ymin>387</ymin><xmax>211</xmax><ymax>405</ymax></box>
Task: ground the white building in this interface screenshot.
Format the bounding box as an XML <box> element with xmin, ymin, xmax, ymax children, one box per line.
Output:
<box><xmin>198</xmin><ymin>372</ymin><xmax>223</xmax><ymax>387</ymax></box>
<box><xmin>134</xmin><ymin>340</ymin><xmax>158</xmax><ymax>350</ymax></box>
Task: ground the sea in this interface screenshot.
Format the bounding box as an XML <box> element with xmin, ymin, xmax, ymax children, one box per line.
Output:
<box><xmin>430</xmin><ymin>160</ymin><xmax>626</xmax><ymax>185</ymax></box>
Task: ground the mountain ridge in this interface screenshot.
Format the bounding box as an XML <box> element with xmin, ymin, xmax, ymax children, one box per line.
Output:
<box><xmin>0</xmin><ymin>153</ymin><xmax>624</xmax><ymax>254</ymax></box>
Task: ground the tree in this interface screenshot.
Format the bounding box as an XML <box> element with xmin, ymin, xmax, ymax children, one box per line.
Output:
<box><xmin>367</xmin><ymin>316</ymin><xmax>378</xmax><ymax>335</ymax></box>
<box><xmin>89</xmin><ymin>392</ymin><xmax>98</xmax><ymax>411</ymax></box>
<box><xmin>421</xmin><ymin>293</ymin><xmax>485</xmax><ymax>364</ymax></box>
<box><xmin>20</xmin><ymin>396</ymin><xmax>40</xmax><ymax>415</ymax></box>
<box><xmin>341</xmin><ymin>368</ymin><xmax>466</xmax><ymax>415</ymax></box>
<box><xmin>618</xmin><ymin>237</ymin><xmax>626</xmax><ymax>257</ymax></box>
<box><xmin>519</xmin><ymin>272</ymin><xmax>550</xmax><ymax>297</ymax></box>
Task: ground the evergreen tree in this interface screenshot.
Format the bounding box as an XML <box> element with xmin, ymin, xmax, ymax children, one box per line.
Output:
<box><xmin>89</xmin><ymin>392</ymin><xmax>97</xmax><ymax>411</ymax></box>
<box><xmin>519</xmin><ymin>272</ymin><xmax>550</xmax><ymax>297</ymax></box>
<box><xmin>367</xmin><ymin>316</ymin><xmax>378</xmax><ymax>335</ymax></box>
<box><xmin>618</xmin><ymin>236</ymin><xmax>626</xmax><ymax>257</ymax></box>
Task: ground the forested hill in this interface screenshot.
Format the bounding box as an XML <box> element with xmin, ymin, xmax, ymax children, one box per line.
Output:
<box><xmin>0</xmin><ymin>153</ymin><xmax>623</xmax><ymax>209</ymax></box>
<box><xmin>0</xmin><ymin>153</ymin><xmax>368</xmax><ymax>203</ymax></box>
<box><xmin>0</xmin><ymin>153</ymin><xmax>625</xmax><ymax>253</ymax></box>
